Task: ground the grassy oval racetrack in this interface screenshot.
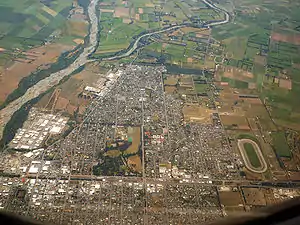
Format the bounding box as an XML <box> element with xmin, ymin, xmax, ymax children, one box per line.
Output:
<box><xmin>244</xmin><ymin>142</ymin><xmax>261</xmax><ymax>168</ymax></box>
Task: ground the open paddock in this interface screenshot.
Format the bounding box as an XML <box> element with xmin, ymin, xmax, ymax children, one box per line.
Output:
<box><xmin>220</xmin><ymin>115</ymin><xmax>250</xmax><ymax>130</ymax></box>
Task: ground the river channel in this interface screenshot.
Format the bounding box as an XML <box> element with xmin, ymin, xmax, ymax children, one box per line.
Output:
<box><xmin>0</xmin><ymin>0</ymin><xmax>230</xmax><ymax>141</ymax></box>
<box><xmin>0</xmin><ymin>0</ymin><xmax>100</xmax><ymax>140</ymax></box>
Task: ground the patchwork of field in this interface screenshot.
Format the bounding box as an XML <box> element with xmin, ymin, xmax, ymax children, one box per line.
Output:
<box><xmin>212</xmin><ymin>0</ymin><xmax>300</xmax><ymax>131</ymax></box>
<box><xmin>0</xmin><ymin>0</ymin><xmax>90</xmax><ymax>106</ymax></box>
<box><xmin>0</xmin><ymin>0</ymin><xmax>72</xmax><ymax>49</ymax></box>
<box><xmin>0</xmin><ymin>0</ymin><xmax>89</xmax><ymax>67</ymax></box>
<box><xmin>35</xmin><ymin>62</ymin><xmax>109</xmax><ymax>117</ymax></box>
<box><xmin>95</xmin><ymin>0</ymin><xmax>224</xmax><ymax>69</ymax></box>
<box><xmin>132</xmin><ymin>27</ymin><xmax>220</xmax><ymax>69</ymax></box>
<box><xmin>210</xmin><ymin>0</ymin><xmax>300</xmax><ymax>179</ymax></box>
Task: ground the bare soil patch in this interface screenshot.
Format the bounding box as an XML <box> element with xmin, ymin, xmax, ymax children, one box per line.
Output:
<box><xmin>254</xmin><ymin>55</ymin><xmax>266</xmax><ymax>65</ymax></box>
<box><xmin>182</xmin><ymin>104</ymin><xmax>215</xmax><ymax>124</ymax></box>
<box><xmin>279</xmin><ymin>79</ymin><xmax>292</xmax><ymax>90</ymax></box>
<box><xmin>242</xmin><ymin>188</ymin><xmax>267</xmax><ymax>206</ymax></box>
<box><xmin>55</xmin><ymin>97</ymin><xmax>69</xmax><ymax>110</ymax></box>
<box><xmin>114</xmin><ymin>7</ymin><xmax>130</xmax><ymax>18</ymax></box>
<box><xmin>218</xmin><ymin>191</ymin><xmax>243</xmax><ymax>206</ymax></box>
<box><xmin>73</xmin><ymin>39</ymin><xmax>84</xmax><ymax>44</ymax></box>
<box><xmin>220</xmin><ymin>115</ymin><xmax>250</xmax><ymax>130</ymax></box>
<box><xmin>124</xmin><ymin>127</ymin><xmax>141</xmax><ymax>155</ymax></box>
<box><xmin>271</xmin><ymin>32</ymin><xmax>300</xmax><ymax>45</ymax></box>
<box><xmin>164</xmin><ymin>86</ymin><xmax>177</xmax><ymax>94</ymax></box>
<box><xmin>164</xmin><ymin>76</ymin><xmax>179</xmax><ymax>86</ymax></box>
<box><xmin>127</xmin><ymin>155</ymin><xmax>142</xmax><ymax>173</ymax></box>
<box><xmin>223</xmin><ymin>66</ymin><xmax>254</xmax><ymax>80</ymax></box>
<box><xmin>100</xmin><ymin>9</ymin><xmax>114</xmax><ymax>13</ymax></box>
<box><xmin>0</xmin><ymin>44</ymin><xmax>73</xmax><ymax>102</ymax></box>
<box><xmin>248</xmin><ymin>82</ymin><xmax>256</xmax><ymax>89</ymax></box>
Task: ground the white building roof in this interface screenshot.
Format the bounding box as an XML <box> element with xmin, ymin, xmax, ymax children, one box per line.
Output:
<box><xmin>24</xmin><ymin>152</ymin><xmax>33</xmax><ymax>158</ymax></box>
<box><xmin>85</xmin><ymin>86</ymin><xmax>101</xmax><ymax>93</ymax></box>
<box><xmin>50</xmin><ymin>126</ymin><xmax>62</xmax><ymax>134</ymax></box>
<box><xmin>29</xmin><ymin>167</ymin><xmax>39</xmax><ymax>173</ymax></box>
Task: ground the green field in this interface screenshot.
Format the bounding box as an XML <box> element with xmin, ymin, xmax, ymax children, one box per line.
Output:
<box><xmin>271</xmin><ymin>131</ymin><xmax>292</xmax><ymax>158</ymax></box>
<box><xmin>0</xmin><ymin>0</ymin><xmax>79</xmax><ymax>66</ymax></box>
<box><xmin>221</xmin><ymin>77</ymin><xmax>249</xmax><ymax>89</ymax></box>
<box><xmin>244</xmin><ymin>142</ymin><xmax>261</xmax><ymax>168</ymax></box>
<box><xmin>93</xmin><ymin>0</ymin><xmax>223</xmax><ymax>64</ymax></box>
<box><xmin>95</xmin><ymin>15</ymin><xmax>145</xmax><ymax>56</ymax></box>
<box><xmin>195</xmin><ymin>83</ymin><xmax>209</xmax><ymax>93</ymax></box>
<box><xmin>0</xmin><ymin>0</ymin><xmax>73</xmax><ymax>43</ymax></box>
<box><xmin>262</xmin><ymin>80</ymin><xmax>300</xmax><ymax>127</ymax></box>
<box><xmin>212</xmin><ymin>0</ymin><xmax>300</xmax><ymax>130</ymax></box>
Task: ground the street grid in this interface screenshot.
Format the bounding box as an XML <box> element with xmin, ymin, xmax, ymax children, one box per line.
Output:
<box><xmin>2</xmin><ymin>65</ymin><xmax>299</xmax><ymax>224</ymax></box>
<box><xmin>1</xmin><ymin>0</ymin><xmax>300</xmax><ymax>222</ymax></box>
<box><xmin>0</xmin><ymin>65</ymin><xmax>239</xmax><ymax>224</ymax></box>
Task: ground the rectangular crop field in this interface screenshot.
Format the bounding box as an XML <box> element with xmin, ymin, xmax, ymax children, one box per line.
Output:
<box><xmin>271</xmin><ymin>131</ymin><xmax>292</xmax><ymax>158</ymax></box>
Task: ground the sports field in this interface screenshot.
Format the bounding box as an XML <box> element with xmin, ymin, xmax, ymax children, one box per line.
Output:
<box><xmin>271</xmin><ymin>131</ymin><xmax>292</xmax><ymax>158</ymax></box>
<box><xmin>244</xmin><ymin>142</ymin><xmax>261</xmax><ymax>168</ymax></box>
<box><xmin>237</xmin><ymin>138</ymin><xmax>267</xmax><ymax>173</ymax></box>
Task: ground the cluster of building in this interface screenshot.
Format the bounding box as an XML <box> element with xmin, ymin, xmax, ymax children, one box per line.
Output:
<box><xmin>1</xmin><ymin>65</ymin><xmax>300</xmax><ymax>224</ymax></box>
<box><xmin>9</xmin><ymin>108</ymin><xmax>68</xmax><ymax>150</ymax></box>
<box><xmin>0</xmin><ymin>175</ymin><xmax>223</xmax><ymax>224</ymax></box>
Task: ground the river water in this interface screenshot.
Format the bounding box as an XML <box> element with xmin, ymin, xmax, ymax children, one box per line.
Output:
<box><xmin>0</xmin><ymin>0</ymin><xmax>100</xmax><ymax>139</ymax></box>
<box><xmin>0</xmin><ymin>0</ymin><xmax>230</xmax><ymax>140</ymax></box>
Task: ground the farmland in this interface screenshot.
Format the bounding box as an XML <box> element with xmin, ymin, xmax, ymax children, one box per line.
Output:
<box><xmin>211</xmin><ymin>0</ymin><xmax>300</xmax><ymax>179</ymax></box>
<box><xmin>93</xmin><ymin>0</ymin><xmax>225</xmax><ymax>71</ymax></box>
<box><xmin>212</xmin><ymin>0</ymin><xmax>300</xmax><ymax>131</ymax></box>
<box><xmin>271</xmin><ymin>131</ymin><xmax>292</xmax><ymax>158</ymax></box>
<box><xmin>0</xmin><ymin>0</ymin><xmax>71</xmax><ymax>56</ymax></box>
<box><xmin>0</xmin><ymin>0</ymin><xmax>89</xmax><ymax>67</ymax></box>
<box><xmin>35</xmin><ymin>62</ymin><xmax>109</xmax><ymax>118</ymax></box>
<box><xmin>0</xmin><ymin>44</ymin><xmax>74</xmax><ymax>105</ymax></box>
<box><xmin>1</xmin><ymin>0</ymin><xmax>300</xmax><ymax>223</ymax></box>
<box><xmin>0</xmin><ymin>0</ymin><xmax>90</xmax><ymax>105</ymax></box>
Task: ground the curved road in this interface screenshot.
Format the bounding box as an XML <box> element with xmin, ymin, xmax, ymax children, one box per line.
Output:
<box><xmin>0</xmin><ymin>0</ymin><xmax>100</xmax><ymax>140</ymax></box>
<box><xmin>238</xmin><ymin>139</ymin><xmax>268</xmax><ymax>173</ymax></box>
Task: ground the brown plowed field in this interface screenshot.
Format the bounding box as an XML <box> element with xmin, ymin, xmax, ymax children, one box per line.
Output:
<box><xmin>271</xmin><ymin>32</ymin><xmax>300</xmax><ymax>45</ymax></box>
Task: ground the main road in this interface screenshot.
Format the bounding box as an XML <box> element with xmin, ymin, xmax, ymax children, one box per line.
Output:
<box><xmin>0</xmin><ymin>0</ymin><xmax>100</xmax><ymax>140</ymax></box>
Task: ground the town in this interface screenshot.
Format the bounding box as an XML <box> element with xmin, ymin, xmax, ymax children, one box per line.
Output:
<box><xmin>0</xmin><ymin>0</ymin><xmax>300</xmax><ymax>224</ymax></box>
<box><xmin>0</xmin><ymin>65</ymin><xmax>300</xmax><ymax>224</ymax></box>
